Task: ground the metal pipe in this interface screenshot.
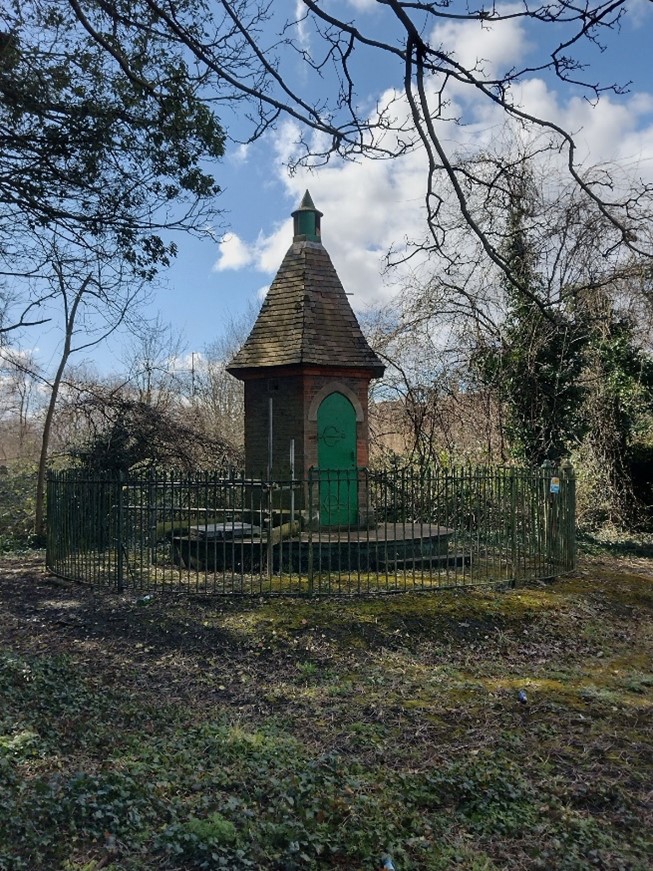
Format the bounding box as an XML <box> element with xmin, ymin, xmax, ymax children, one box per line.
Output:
<box><xmin>267</xmin><ymin>397</ymin><xmax>273</xmax><ymax>479</ymax></box>
<box><xmin>290</xmin><ymin>438</ymin><xmax>295</xmax><ymax>524</ymax></box>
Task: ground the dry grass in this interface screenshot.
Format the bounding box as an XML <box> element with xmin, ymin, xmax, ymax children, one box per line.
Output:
<box><xmin>0</xmin><ymin>544</ymin><xmax>651</xmax><ymax>869</ymax></box>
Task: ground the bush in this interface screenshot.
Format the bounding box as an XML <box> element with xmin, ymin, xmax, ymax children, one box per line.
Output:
<box><xmin>573</xmin><ymin>439</ymin><xmax>653</xmax><ymax>532</ymax></box>
<box><xmin>0</xmin><ymin>464</ymin><xmax>38</xmax><ymax>549</ymax></box>
<box><xmin>158</xmin><ymin>811</ymin><xmax>240</xmax><ymax>868</ymax></box>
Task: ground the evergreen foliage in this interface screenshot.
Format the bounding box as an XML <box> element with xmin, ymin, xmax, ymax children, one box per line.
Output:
<box><xmin>0</xmin><ymin>0</ymin><xmax>225</xmax><ymax>291</ymax></box>
<box><xmin>470</xmin><ymin>171</ymin><xmax>653</xmax><ymax>524</ymax></box>
<box><xmin>472</xmin><ymin>174</ymin><xmax>587</xmax><ymax>466</ymax></box>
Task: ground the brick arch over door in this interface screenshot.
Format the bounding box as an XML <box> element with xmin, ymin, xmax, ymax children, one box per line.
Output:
<box><xmin>307</xmin><ymin>382</ymin><xmax>364</xmax><ymax>423</ymax></box>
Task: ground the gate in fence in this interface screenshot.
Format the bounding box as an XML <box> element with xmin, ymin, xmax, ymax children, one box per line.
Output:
<box><xmin>46</xmin><ymin>461</ymin><xmax>575</xmax><ymax>595</ymax></box>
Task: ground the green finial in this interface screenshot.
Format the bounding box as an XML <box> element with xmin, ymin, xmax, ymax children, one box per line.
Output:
<box><xmin>292</xmin><ymin>189</ymin><xmax>323</xmax><ymax>242</ymax></box>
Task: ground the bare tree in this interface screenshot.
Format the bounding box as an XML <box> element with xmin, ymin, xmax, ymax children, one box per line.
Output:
<box><xmin>121</xmin><ymin>317</ymin><xmax>189</xmax><ymax>408</ymax></box>
<box><xmin>62</xmin><ymin>0</ymin><xmax>653</xmax><ymax>292</ymax></box>
<box><xmin>120</xmin><ymin>315</ymin><xmax>248</xmax><ymax>453</ymax></box>
<box><xmin>32</xmin><ymin>242</ymin><xmax>146</xmax><ymax>536</ymax></box>
<box><xmin>57</xmin><ymin>378</ymin><xmax>242</xmax><ymax>473</ymax></box>
<box><xmin>0</xmin><ymin>349</ymin><xmax>44</xmax><ymax>461</ymax></box>
<box><xmin>191</xmin><ymin>349</ymin><xmax>244</xmax><ymax>452</ymax></box>
<box><xmin>364</xmin><ymin>305</ymin><xmax>504</xmax><ymax>467</ymax></box>
<box><xmin>187</xmin><ymin>308</ymin><xmax>261</xmax><ymax>452</ymax></box>
<box><xmin>371</xmin><ymin>148</ymin><xmax>653</xmax><ymax>514</ymax></box>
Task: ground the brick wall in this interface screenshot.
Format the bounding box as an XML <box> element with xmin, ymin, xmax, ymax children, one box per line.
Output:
<box><xmin>242</xmin><ymin>368</ymin><xmax>372</xmax><ymax>478</ymax></box>
<box><xmin>241</xmin><ymin>367</ymin><xmax>374</xmax><ymax>523</ymax></box>
<box><xmin>243</xmin><ymin>375</ymin><xmax>303</xmax><ymax>479</ymax></box>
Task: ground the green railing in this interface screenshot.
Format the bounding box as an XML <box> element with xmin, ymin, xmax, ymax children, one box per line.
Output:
<box><xmin>46</xmin><ymin>462</ymin><xmax>575</xmax><ymax>595</ymax></box>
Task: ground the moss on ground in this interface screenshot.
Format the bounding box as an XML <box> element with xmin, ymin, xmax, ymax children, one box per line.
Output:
<box><xmin>0</xmin><ymin>550</ymin><xmax>651</xmax><ymax>869</ymax></box>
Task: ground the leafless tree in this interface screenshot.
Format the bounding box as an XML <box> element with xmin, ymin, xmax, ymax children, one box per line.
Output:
<box><xmin>56</xmin><ymin>377</ymin><xmax>242</xmax><ymax>473</ymax></box>
<box><xmin>121</xmin><ymin>317</ymin><xmax>189</xmax><ymax>409</ymax></box>
<box><xmin>187</xmin><ymin>307</ymin><xmax>261</xmax><ymax>451</ymax></box>
<box><xmin>367</xmin><ymin>148</ymin><xmax>653</xmax><ymax>523</ymax></box>
<box><xmin>62</xmin><ymin>0</ymin><xmax>653</xmax><ymax>294</ymax></box>
<box><xmin>118</xmin><ymin>310</ymin><xmax>253</xmax><ymax>454</ymax></box>
<box><xmin>32</xmin><ymin>241</ymin><xmax>147</xmax><ymax>536</ymax></box>
<box><xmin>364</xmin><ymin>304</ymin><xmax>505</xmax><ymax>466</ymax></box>
<box><xmin>0</xmin><ymin>349</ymin><xmax>45</xmax><ymax>461</ymax></box>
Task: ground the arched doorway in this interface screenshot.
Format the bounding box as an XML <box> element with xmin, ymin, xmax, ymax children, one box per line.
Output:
<box><xmin>317</xmin><ymin>392</ymin><xmax>358</xmax><ymax>526</ymax></box>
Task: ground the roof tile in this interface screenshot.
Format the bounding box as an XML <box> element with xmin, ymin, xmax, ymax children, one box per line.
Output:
<box><xmin>227</xmin><ymin>241</ymin><xmax>384</xmax><ymax>376</ymax></box>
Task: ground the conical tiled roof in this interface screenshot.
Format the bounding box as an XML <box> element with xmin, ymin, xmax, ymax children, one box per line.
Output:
<box><xmin>227</xmin><ymin>193</ymin><xmax>385</xmax><ymax>376</ymax></box>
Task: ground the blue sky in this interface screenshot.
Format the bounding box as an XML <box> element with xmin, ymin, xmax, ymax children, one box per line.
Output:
<box><xmin>20</xmin><ymin>0</ymin><xmax>653</xmax><ymax>379</ymax></box>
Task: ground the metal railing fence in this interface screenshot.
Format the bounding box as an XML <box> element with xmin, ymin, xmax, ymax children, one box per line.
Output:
<box><xmin>46</xmin><ymin>461</ymin><xmax>575</xmax><ymax>595</ymax></box>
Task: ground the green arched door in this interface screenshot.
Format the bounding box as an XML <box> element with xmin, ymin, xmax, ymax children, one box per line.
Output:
<box><xmin>317</xmin><ymin>392</ymin><xmax>358</xmax><ymax>526</ymax></box>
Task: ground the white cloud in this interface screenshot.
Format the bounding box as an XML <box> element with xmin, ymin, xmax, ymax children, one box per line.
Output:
<box><xmin>224</xmin><ymin>156</ymin><xmax>425</xmax><ymax>310</ymax></box>
<box><xmin>430</xmin><ymin>6</ymin><xmax>531</xmax><ymax>82</ymax></box>
<box><xmin>507</xmin><ymin>77</ymin><xmax>653</xmax><ymax>173</ymax></box>
<box><xmin>214</xmin><ymin>233</ymin><xmax>255</xmax><ymax>271</ymax></box>
<box><xmin>271</xmin><ymin>119</ymin><xmax>304</xmax><ymax>165</ymax></box>
<box><xmin>344</xmin><ymin>0</ymin><xmax>380</xmax><ymax>10</ymax></box>
<box><xmin>294</xmin><ymin>0</ymin><xmax>311</xmax><ymax>53</ymax></box>
<box><xmin>227</xmin><ymin>143</ymin><xmax>250</xmax><ymax>165</ymax></box>
<box><xmin>629</xmin><ymin>0</ymin><xmax>653</xmax><ymax>27</ymax></box>
<box><xmin>167</xmin><ymin>351</ymin><xmax>205</xmax><ymax>374</ymax></box>
<box><xmin>213</xmin><ymin>220</ymin><xmax>295</xmax><ymax>278</ymax></box>
<box><xmin>214</xmin><ymin>15</ymin><xmax>653</xmax><ymax>315</ymax></box>
<box><xmin>255</xmin><ymin>221</ymin><xmax>294</xmax><ymax>273</ymax></box>
<box><xmin>0</xmin><ymin>347</ymin><xmax>39</xmax><ymax>366</ymax></box>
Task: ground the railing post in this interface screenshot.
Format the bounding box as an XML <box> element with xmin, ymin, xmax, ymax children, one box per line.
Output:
<box><xmin>559</xmin><ymin>458</ymin><xmax>576</xmax><ymax>570</ymax></box>
<box><xmin>116</xmin><ymin>470</ymin><xmax>125</xmax><ymax>592</ymax></box>
<box><xmin>265</xmin><ymin>479</ymin><xmax>273</xmax><ymax>584</ymax></box>
<box><xmin>45</xmin><ymin>470</ymin><xmax>54</xmax><ymax>570</ymax></box>
<box><xmin>509</xmin><ymin>468</ymin><xmax>517</xmax><ymax>582</ymax></box>
<box><xmin>307</xmin><ymin>468</ymin><xmax>314</xmax><ymax>595</ymax></box>
<box><xmin>540</xmin><ymin>459</ymin><xmax>554</xmax><ymax>573</ymax></box>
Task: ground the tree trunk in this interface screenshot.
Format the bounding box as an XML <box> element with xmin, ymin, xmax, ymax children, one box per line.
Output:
<box><xmin>34</xmin><ymin>277</ymin><xmax>90</xmax><ymax>539</ymax></box>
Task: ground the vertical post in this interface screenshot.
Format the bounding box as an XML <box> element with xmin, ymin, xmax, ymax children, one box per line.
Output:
<box><xmin>116</xmin><ymin>470</ymin><xmax>125</xmax><ymax>592</ymax></box>
<box><xmin>147</xmin><ymin>470</ymin><xmax>157</xmax><ymax>568</ymax></box>
<box><xmin>307</xmin><ymin>468</ymin><xmax>314</xmax><ymax>595</ymax></box>
<box><xmin>45</xmin><ymin>471</ymin><xmax>53</xmax><ymax>570</ymax></box>
<box><xmin>541</xmin><ymin>459</ymin><xmax>553</xmax><ymax>573</ymax></box>
<box><xmin>267</xmin><ymin>398</ymin><xmax>274</xmax><ymax>584</ymax></box>
<box><xmin>509</xmin><ymin>468</ymin><xmax>517</xmax><ymax>583</ymax></box>
<box><xmin>290</xmin><ymin>438</ymin><xmax>295</xmax><ymax>525</ymax></box>
<box><xmin>266</xmin><ymin>481</ymin><xmax>274</xmax><ymax>584</ymax></box>
<box><xmin>267</xmin><ymin>397</ymin><xmax>274</xmax><ymax>480</ymax></box>
<box><xmin>289</xmin><ymin>439</ymin><xmax>296</xmax><ymax>586</ymax></box>
<box><xmin>559</xmin><ymin>458</ymin><xmax>576</xmax><ymax>570</ymax></box>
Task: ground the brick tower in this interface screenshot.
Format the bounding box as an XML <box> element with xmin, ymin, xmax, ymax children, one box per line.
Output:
<box><xmin>227</xmin><ymin>191</ymin><xmax>384</xmax><ymax>523</ymax></box>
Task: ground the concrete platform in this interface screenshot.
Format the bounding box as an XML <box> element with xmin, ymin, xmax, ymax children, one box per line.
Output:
<box><xmin>172</xmin><ymin>523</ymin><xmax>456</xmax><ymax>573</ymax></box>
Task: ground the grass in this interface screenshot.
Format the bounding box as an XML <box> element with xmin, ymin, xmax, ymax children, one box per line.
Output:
<box><xmin>0</xmin><ymin>544</ymin><xmax>651</xmax><ymax>870</ymax></box>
